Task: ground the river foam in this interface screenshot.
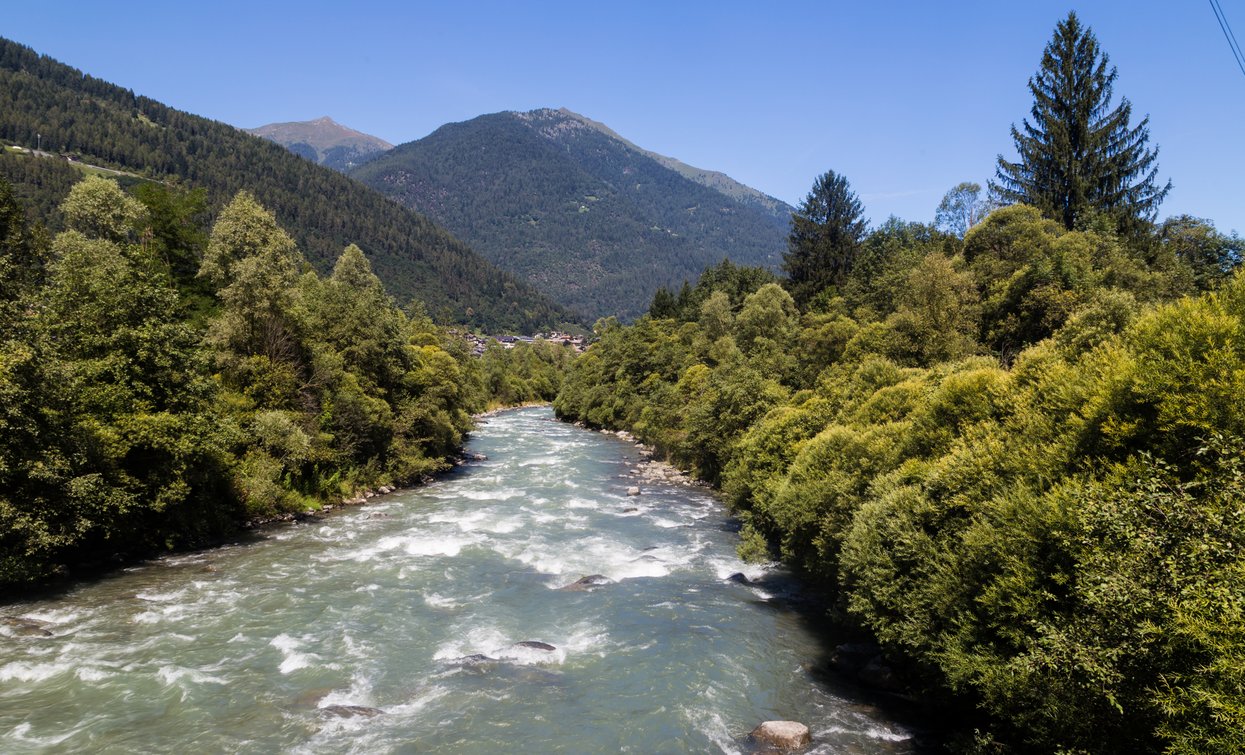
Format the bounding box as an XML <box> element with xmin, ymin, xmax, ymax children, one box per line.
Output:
<box><xmin>0</xmin><ymin>407</ymin><xmax>922</xmax><ymax>754</ymax></box>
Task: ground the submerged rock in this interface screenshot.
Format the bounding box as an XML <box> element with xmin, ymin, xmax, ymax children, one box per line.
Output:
<box><xmin>726</xmin><ymin>572</ymin><xmax>754</xmax><ymax>586</ymax></box>
<box><xmin>750</xmin><ymin>720</ymin><xmax>811</xmax><ymax>750</ymax></box>
<box><xmin>449</xmin><ymin>653</ymin><xmax>498</xmax><ymax>666</ymax></box>
<box><xmin>560</xmin><ymin>574</ymin><xmax>614</xmax><ymax>591</ymax></box>
<box><xmin>293</xmin><ymin>687</ymin><xmax>334</xmax><ymax>708</ymax></box>
<box><xmin>1</xmin><ymin>617</ymin><xmax>53</xmax><ymax>637</ymax></box>
<box><xmin>322</xmin><ymin>704</ymin><xmax>384</xmax><ymax>719</ymax></box>
<box><xmin>512</xmin><ymin>640</ymin><xmax>557</xmax><ymax>652</ymax></box>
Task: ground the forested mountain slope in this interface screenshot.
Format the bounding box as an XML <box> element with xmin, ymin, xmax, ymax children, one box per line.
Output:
<box><xmin>350</xmin><ymin>108</ymin><xmax>790</xmax><ymax>320</ymax></box>
<box><xmin>0</xmin><ymin>38</ymin><xmax>572</xmax><ymax>331</ymax></box>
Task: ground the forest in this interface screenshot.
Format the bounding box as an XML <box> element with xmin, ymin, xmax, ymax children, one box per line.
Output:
<box><xmin>0</xmin><ymin>37</ymin><xmax>573</xmax><ymax>332</ymax></box>
<box><xmin>554</xmin><ymin>14</ymin><xmax>1244</xmax><ymax>754</ymax></box>
<box><xmin>0</xmin><ymin>172</ymin><xmax>571</xmax><ymax>591</ymax></box>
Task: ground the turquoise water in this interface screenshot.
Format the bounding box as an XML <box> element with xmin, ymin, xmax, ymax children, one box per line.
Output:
<box><xmin>0</xmin><ymin>407</ymin><xmax>920</xmax><ymax>753</ymax></box>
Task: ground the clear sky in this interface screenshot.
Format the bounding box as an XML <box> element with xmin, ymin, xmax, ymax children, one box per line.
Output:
<box><xmin>5</xmin><ymin>1</ymin><xmax>1243</xmax><ymax>233</ymax></box>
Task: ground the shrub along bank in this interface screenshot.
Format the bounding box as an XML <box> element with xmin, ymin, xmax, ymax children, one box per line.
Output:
<box><xmin>0</xmin><ymin>175</ymin><xmax>570</xmax><ymax>591</ymax></box>
<box><xmin>554</xmin><ymin>208</ymin><xmax>1245</xmax><ymax>753</ymax></box>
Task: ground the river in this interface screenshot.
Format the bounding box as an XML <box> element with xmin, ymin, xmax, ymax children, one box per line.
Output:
<box><xmin>0</xmin><ymin>407</ymin><xmax>922</xmax><ymax>753</ymax></box>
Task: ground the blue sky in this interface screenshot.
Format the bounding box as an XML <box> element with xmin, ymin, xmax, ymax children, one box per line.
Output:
<box><xmin>6</xmin><ymin>1</ymin><xmax>1243</xmax><ymax>233</ymax></box>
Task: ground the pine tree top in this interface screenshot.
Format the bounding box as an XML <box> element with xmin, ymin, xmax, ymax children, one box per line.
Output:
<box><xmin>993</xmin><ymin>12</ymin><xmax>1170</xmax><ymax>232</ymax></box>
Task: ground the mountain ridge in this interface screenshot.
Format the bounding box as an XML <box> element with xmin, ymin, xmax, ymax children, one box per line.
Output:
<box><xmin>245</xmin><ymin>116</ymin><xmax>393</xmax><ymax>171</ymax></box>
<box><xmin>350</xmin><ymin>107</ymin><xmax>790</xmax><ymax>320</ymax></box>
<box><xmin>547</xmin><ymin>108</ymin><xmax>794</xmax><ymax>224</ymax></box>
<box><xmin>0</xmin><ymin>37</ymin><xmax>572</xmax><ymax>331</ymax></box>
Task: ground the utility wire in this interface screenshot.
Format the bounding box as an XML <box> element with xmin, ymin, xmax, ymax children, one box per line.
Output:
<box><xmin>1209</xmin><ymin>0</ymin><xmax>1245</xmax><ymax>79</ymax></box>
<box><xmin>1210</xmin><ymin>0</ymin><xmax>1245</xmax><ymax>65</ymax></box>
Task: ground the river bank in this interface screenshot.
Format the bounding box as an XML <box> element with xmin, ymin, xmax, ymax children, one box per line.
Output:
<box><xmin>0</xmin><ymin>407</ymin><xmax>928</xmax><ymax>753</ymax></box>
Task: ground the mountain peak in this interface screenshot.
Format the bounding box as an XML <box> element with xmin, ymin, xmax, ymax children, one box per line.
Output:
<box><xmin>245</xmin><ymin>116</ymin><xmax>393</xmax><ymax>172</ymax></box>
<box><xmin>350</xmin><ymin>108</ymin><xmax>791</xmax><ymax>320</ymax></box>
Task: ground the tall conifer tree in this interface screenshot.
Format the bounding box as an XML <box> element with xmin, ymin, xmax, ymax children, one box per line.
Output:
<box><xmin>993</xmin><ymin>12</ymin><xmax>1170</xmax><ymax>231</ymax></box>
<box><xmin>782</xmin><ymin>170</ymin><xmax>867</xmax><ymax>305</ymax></box>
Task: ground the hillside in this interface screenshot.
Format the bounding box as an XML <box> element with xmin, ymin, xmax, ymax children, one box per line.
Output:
<box><xmin>560</xmin><ymin>109</ymin><xmax>793</xmax><ymax>224</ymax></box>
<box><xmin>245</xmin><ymin>116</ymin><xmax>392</xmax><ymax>171</ymax></box>
<box><xmin>0</xmin><ymin>38</ymin><xmax>573</xmax><ymax>332</ymax></box>
<box><xmin>350</xmin><ymin>108</ymin><xmax>791</xmax><ymax>320</ymax></box>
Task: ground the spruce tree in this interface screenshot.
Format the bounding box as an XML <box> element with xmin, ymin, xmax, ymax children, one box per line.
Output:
<box><xmin>782</xmin><ymin>170</ymin><xmax>868</xmax><ymax>305</ymax></box>
<box><xmin>993</xmin><ymin>12</ymin><xmax>1170</xmax><ymax>232</ymax></box>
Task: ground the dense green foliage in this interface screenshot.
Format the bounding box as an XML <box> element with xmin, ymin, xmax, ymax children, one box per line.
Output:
<box><xmin>0</xmin><ymin>175</ymin><xmax>561</xmax><ymax>590</ymax></box>
<box><xmin>0</xmin><ymin>38</ymin><xmax>571</xmax><ymax>332</ymax></box>
<box><xmin>477</xmin><ymin>341</ymin><xmax>578</xmax><ymax>409</ymax></box>
<box><xmin>555</xmin><ymin>191</ymin><xmax>1244</xmax><ymax>751</ymax></box>
<box><xmin>350</xmin><ymin>108</ymin><xmax>788</xmax><ymax>320</ymax></box>
<box><xmin>993</xmin><ymin>13</ymin><xmax>1169</xmax><ymax>232</ymax></box>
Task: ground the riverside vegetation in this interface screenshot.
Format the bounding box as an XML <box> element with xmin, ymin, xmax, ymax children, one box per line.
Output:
<box><xmin>0</xmin><ymin>174</ymin><xmax>571</xmax><ymax>589</ymax></box>
<box><xmin>2</xmin><ymin>10</ymin><xmax>1243</xmax><ymax>754</ymax></box>
<box><xmin>555</xmin><ymin>14</ymin><xmax>1244</xmax><ymax>754</ymax></box>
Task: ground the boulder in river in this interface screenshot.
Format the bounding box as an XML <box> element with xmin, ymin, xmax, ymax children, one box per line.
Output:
<box><xmin>560</xmin><ymin>574</ymin><xmax>614</xmax><ymax>591</ymax></box>
<box><xmin>491</xmin><ymin>641</ymin><xmax>563</xmax><ymax>665</ymax></box>
<box><xmin>725</xmin><ymin>572</ymin><xmax>753</xmax><ymax>586</ymax></box>
<box><xmin>322</xmin><ymin>704</ymin><xmax>384</xmax><ymax>719</ymax></box>
<box><xmin>1</xmin><ymin>617</ymin><xmax>53</xmax><ymax>637</ymax></box>
<box><xmin>750</xmin><ymin>720</ymin><xmax>811</xmax><ymax>750</ymax></box>
<box><xmin>626</xmin><ymin>486</ymin><xmax>641</xmax><ymax>496</ymax></box>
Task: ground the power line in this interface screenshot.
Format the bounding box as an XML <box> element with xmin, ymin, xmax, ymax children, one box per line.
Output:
<box><xmin>1209</xmin><ymin>0</ymin><xmax>1245</xmax><ymax>79</ymax></box>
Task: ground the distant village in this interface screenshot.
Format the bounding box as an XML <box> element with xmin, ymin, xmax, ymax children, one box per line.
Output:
<box><xmin>451</xmin><ymin>330</ymin><xmax>588</xmax><ymax>356</ymax></box>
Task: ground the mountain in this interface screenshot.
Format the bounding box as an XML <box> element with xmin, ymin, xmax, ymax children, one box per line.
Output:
<box><xmin>0</xmin><ymin>39</ymin><xmax>572</xmax><ymax>331</ymax></box>
<box><xmin>557</xmin><ymin>109</ymin><xmax>793</xmax><ymax>225</ymax></box>
<box><xmin>245</xmin><ymin>116</ymin><xmax>392</xmax><ymax>172</ymax></box>
<box><xmin>349</xmin><ymin>108</ymin><xmax>793</xmax><ymax>320</ymax></box>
